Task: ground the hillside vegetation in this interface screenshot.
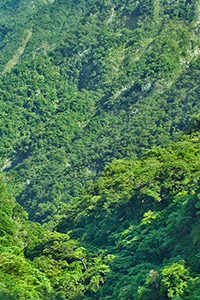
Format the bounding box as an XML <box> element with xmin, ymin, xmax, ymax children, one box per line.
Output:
<box><xmin>0</xmin><ymin>122</ymin><xmax>200</xmax><ymax>299</ymax></box>
<box><xmin>0</xmin><ymin>0</ymin><xmax>200</xmax><ymax>298</ymax></box>
<box><xmin>0</xmin><ymin>0</ymin><xmax>199</xmax><ymax>222</ymax></box>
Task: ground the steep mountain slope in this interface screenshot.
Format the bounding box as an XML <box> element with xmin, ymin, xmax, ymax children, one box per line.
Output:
<box><xmin>0</xmin><ymin>0</ymin><xmax>199</xmax><ymax>224</ymax></box>
<box><xmin>57</xmin><ymin>123</ymin><xmax>200</xmax><ymax>300</ymax></box>
<box><xmin>1</xmin><ymin>121</ymin><xmax>200</xmax><ymax>299</ymax></box>
<box><xmin>0</xmin><ymin>1</ymin><xmax>200</xmax><ymax>299</ymax></box>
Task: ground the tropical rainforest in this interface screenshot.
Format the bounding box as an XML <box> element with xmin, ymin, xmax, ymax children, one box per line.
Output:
<box><xmin>0</xmin><ymin>0</ymin><xmax>200</xmax><ymax>299</ymax></box>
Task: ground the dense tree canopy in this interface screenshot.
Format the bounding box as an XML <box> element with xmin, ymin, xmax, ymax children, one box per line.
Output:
<box><xmin>0</xmin><ymin>0</ymin><xmax>199</xmax><ymax>222</ymax></box>
<box><xmin>1</xmin><ymin>123</ymin><xmax>200</xmax><ymax>299</ymax></box>
<box><xmin>0</xmin><ymin>0</ymin><xmax>200</xmax><ymax>298</ymax></box>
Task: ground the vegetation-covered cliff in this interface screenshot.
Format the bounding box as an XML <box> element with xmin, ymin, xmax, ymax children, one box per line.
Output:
<box><xmin>0</xmin><ymin>0</ymin><xmax>199</xmax><ymax>222</ymax></box>
<box><xmin>0</xmin><ymin>0</ymin><xmax>200</xmax><ymax>298</ymax></box>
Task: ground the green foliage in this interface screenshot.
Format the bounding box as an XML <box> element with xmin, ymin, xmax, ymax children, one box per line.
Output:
<box><xmin>0</xmin><ymin>0</ymin><xmax>199</xmax><ymax>299</ymax></box>
<box><xmin>57</xmin><ymin>130</ymin><xmax>200</xmax><ymax>299</ymax></box>
<box><xmin>0</xmin><ymin>104</ymin><xmax>200</xmax><ymax>300</ymax></box>
<box><xmin>161</xmin><ymin>261</ymin><xmax>190</xmax><ymax>298</ymax></box>
<box><xmin>0</xmin><ymin>176</ymin><xmax>108</xmax><ymax>299</ymax></box>
<box><xmin>0</xmin><ymin>0</ymin><xmax>199</xmax><ymax>223</ymax></box>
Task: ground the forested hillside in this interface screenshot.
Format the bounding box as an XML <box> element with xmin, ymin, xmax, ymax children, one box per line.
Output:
<box><xmin>0</xmin><ymin>0</ymin><xmax>199</xmax><ymax>222</ymax></box>
<box><xmin>57</xmin><ymin>121</ymin><xmax>200</xmax><ymax>300</ymax></box>
<box><xmin>0</xmin><ymin>0</ymin><xmax>200</xmax><ymax>299</ymax></box>
<box><xmin>0</xmin><ymin>176</ymin><xmax>109</xmax><ymax>299</ymax></box>
<box><xmin>0</xmin><ymin>121</ymin><xmax>200</xmax><ymax>299</ymax></box>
